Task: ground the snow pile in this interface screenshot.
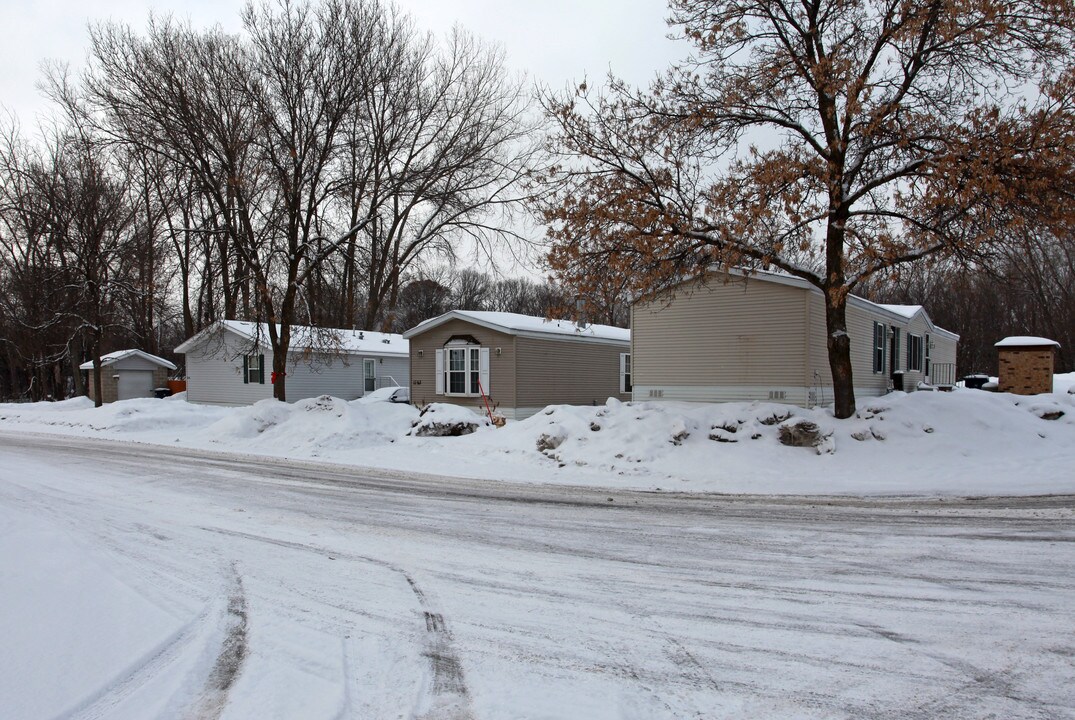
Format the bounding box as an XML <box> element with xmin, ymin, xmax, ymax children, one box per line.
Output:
<box><xmin>0</xmin><ymin>396</ymin><xmax>226</xmax><ymax>434</ymax></box>
<box><xmin>2</xmin><ymin>385</ymin><xmax>1074</xmax><ymax>495</ymax></box>
<box><xmin>1055</xmin><ymin>372</ymin><xmax>1075</xmax><ymax>394</ymax></box>
<box><xmin>407</xmin><ymin>403</ymin><xmax>492</xmax><ymax>437</ymax></box>
<box><xmin>201</xmin><ymin>395</ymin><xmax>417</xmax><ymax>455</ymax></box>
<box><xmin>457</xmin><ymin>389</ymin><xmax>1075</xmax><ymax>493</ymax></box>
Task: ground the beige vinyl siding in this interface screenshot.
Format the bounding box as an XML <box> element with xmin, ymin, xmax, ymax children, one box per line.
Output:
<box><xmin>806</xmin><ymin>292</ymin><xmax>894</xmax><ymax>399</ymax></box>
<box><xmin>515</xmin><ymin>336</ymin><xmax>630</xmax><ymax>410</ymax></box>
<box><xmin>407</xmin><ymin>318</ymin><xmax>517</xmax><ymax>412</ymax></box>
<box><xmin>632</xmin><ymin>276</ymin><xmax>809</xmax><ymax>391</ymax></box>
<box><xmin>929</xmin><ymin>332</ymin><xmax>958</xmax><ymax>375</ymax></box>
<box><xmin>901</xmin><ymin>314</ymin><xmax>932</xmax><ymax>388</ymax></box>
<box><xmin>633</xmin><ymin>270</ymin><xmax>958</xmax><ymax>407</ymax></box>
<box><xmin>808</xmin><ymin>293</ymin><xmax>928</xmax><ymax>399</ymax></box>
<box><xmin>806</xmin><ymin>294</ymin><xmax>962</xmax><ymax>396</ymax></box>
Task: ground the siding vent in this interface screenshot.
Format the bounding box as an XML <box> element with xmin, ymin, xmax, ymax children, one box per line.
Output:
<box><xmin>768</xmin><ymin>390</ymin><xmax>786</xmax><ymax>400</ymax></box>
<box><xmin>648</xmin><ymin>389</ymin><xmax>664</xmax><ymax>398</ymax></box>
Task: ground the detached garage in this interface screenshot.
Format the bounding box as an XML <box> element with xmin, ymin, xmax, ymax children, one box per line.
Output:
<box><xmin>79</xmin><ymin>350</ymin><xmax>177</xmax><ymax>404</ymax></box>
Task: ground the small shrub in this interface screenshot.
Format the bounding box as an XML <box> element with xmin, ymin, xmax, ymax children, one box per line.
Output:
<box><xmin>759</xmin><ymin>411</ymin><xmax>792</xmax><ymax>426</ymax></box>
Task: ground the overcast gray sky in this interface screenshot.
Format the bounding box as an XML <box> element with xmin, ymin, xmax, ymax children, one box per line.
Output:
<box><xmin>1</xmin><ymin>0</ymin><xmax>687</xmax><ymax>124</ymax></box>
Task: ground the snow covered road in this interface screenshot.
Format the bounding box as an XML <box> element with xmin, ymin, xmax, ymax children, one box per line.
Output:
<box><xmin>2</xmin><ymin>432</ymin><xmax>1074</xmax><ymax>719</ymax></box>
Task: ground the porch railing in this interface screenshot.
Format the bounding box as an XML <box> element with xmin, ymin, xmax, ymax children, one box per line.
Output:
<box><xmin>926</xmin><ymin>363</ymin><xmax>956</xmax><ymax>387</ymax></box>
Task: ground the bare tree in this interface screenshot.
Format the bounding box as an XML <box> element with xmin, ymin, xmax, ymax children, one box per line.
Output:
<box><xmin>0</xmin><ymin>115</ymin><xmax>140</xmax><ymax>405</ymax></box>
<box><xmin>345</xmin><ymin>26</ymin><xmax>540</xmax><ymax>332</ymax></box>
<box><xmin>72</xmin><ymin>0</ymin><xmax>539</xmax><ymax>401</ymax></box>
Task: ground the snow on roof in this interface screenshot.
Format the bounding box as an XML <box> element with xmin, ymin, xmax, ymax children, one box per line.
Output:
<box><xmin>223</xmin><ymin>320</ymin><xmax>408</xmax><ymax>356</ymax></box>
<box><xmin>876</xmin><ymin>304</ymin><xmax>923</xmax><ymax>319</ymax></box>
<box><xmin>176</xmin><ymin>320</ymin><xmax>408</xmax><ymax>356</ymax></box>
<box><xmin>995</xmin><ymin>336</ymin><xmax>1061</xmax><ymax>348</ymax></box>
<box><xmin>404</xmin><ymin>310</ymin><xmax>630</xmax><ymax>343</ymax></box>
<box><xmin>78</xmin><ymin>349</ymin><xmax>177</xmax><ymax>371</ymax></box>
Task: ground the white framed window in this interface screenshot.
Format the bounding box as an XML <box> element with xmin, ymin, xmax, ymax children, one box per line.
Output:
<box><xmin>907</xmin><ymin>334</ymin><xmax>924</xmax><ymax>372</ymax></box>
<box><xmin>243</xmin><ymin>354</ymin><xmax>264</xmax><ymax>384</ymax></box>
<box><xmin>872</xmin><ymin>323</ymin><xmax>886</xmax><ymax>374</ymax></box>
<box><xmin>435</xmin><ymin>345</ymin><xmax>490</xmax><ymax>397</ymax></box>
<box><xmin>620</xmin><ymin>353</ymin><xmax>632</xmax><ymax>394</ymax></box>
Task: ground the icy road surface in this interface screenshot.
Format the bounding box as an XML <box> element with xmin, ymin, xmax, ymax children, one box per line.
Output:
<box><xmin>1</xmin><ymin>432</ymin><xmax>1074</xmax><ymax>720</ymax></box>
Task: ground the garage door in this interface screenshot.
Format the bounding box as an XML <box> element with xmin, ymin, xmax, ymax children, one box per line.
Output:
<box><xmin>117</xmin><ymin>370</ymin><xmax>155</xmax><ymax>400</ymax></box>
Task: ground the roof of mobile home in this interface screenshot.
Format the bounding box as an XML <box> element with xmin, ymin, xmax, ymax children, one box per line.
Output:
<box><xmin>403</xmin><ymin>310</ymin><xmax>630</xmax><ymax>344</ymax></box>
<box><xmin>175</xmin><ymin>320</ymin><xmax>408</xmax><ymax>356</ymax></box>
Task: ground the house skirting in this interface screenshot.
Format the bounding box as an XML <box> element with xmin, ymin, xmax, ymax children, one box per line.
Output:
<box><xmin>631</xmin><ymin>384</ymin><xmax>889</xmax><ymax>409</ymax></box>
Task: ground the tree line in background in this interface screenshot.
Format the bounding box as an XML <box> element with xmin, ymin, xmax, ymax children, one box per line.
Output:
<box><xmin>863</xmin><ymin>232</ymin><xmax>1075</xmax><ymax>376</ymax></box>
<box><xmin>2</xmin><ymin>0</ymin><xmax>1073</xmax><ymax>408</ymax></box>
<box><xmin>0</xmin><ymin>0</ymin><xmax>541</xmax><ymax>402</ymax></box>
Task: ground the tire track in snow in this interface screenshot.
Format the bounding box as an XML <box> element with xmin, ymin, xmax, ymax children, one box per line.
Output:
<box><xmin>186</xmin><ymin>564</ymin><xmax>248</xmax><ymax>720</ymax></box>
<box><xmin>241</xmin><ymin>531</ymin><xmax>475</xmax><ymax>718</ymax></box>
<box><xmin>403</xmin><ymin>575</ymin><xmax>472</xmax><ymax>720</ymax></box>
<box><xmin>199</xmin><ymin>527</ymin><xmax>473</xmax><ymax>719</ymax></box>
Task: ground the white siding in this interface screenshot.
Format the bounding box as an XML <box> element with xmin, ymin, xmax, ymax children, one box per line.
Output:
<box><xmin>181</xmin><ymin>328</ymin><xmax>408</xmax><ymax>405</ymax></box>
<box><xmin>183</xmin><ymin>332</ymin><xmax>273</xmax><ymax>405</ymax></box>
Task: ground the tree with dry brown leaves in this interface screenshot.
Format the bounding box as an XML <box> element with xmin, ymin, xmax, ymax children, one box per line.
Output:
<box><xmin>542</xmin><ymin>0</ymin><xmax>1075</xmax><ymax>418</ymax></box>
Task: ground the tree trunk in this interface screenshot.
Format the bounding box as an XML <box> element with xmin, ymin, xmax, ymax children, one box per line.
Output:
<box><xmin>91</xmin><ymin>356</ymin><xmax>103</xmax><ymax>408</ymax></box>
<box><xmin>71</xmin><ymin>342</ymin><xmax>85</xmax><ymax>398</ymax></box>
<box><xmin>272</xmin><ymin>349</ymin><xmax>288</xmax><ymax>402</ymax></box>
<box><xmin>824</xmin><ymin>289</ymin><xmax>856</xmax><ymax>419</ymax></box>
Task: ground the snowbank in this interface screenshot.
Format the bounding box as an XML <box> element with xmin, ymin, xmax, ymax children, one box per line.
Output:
<box><xmin>200</xmin><ymin>395</ymin><xmax>416</xmax><ymax>456</ymax></box>
<box><xmin>1055</xmin><ymin>372</ymin><xmax>1075</xmax><ymax>394</ymax></box>
<box><xmin>2</xmin><ymin>387</ymin><xmax>1074</xmax><ymax>496</ymax></box>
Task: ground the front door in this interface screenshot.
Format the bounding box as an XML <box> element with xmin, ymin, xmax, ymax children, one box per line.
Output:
<box><xmin>363</xmin><ymin>359</ymin><xmax>376</xmax><ymax>393</ymax></box>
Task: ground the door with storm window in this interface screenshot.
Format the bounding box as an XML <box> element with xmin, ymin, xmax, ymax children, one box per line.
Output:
<box><xmin>363</xmin><ymin>358</ymin><xmax>376</xmax><ymax>393</ymax></box>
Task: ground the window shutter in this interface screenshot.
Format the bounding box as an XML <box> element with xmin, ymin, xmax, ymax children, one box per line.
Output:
<box><xmin>258</xmin><ymin>354</ymin><xmax>265</xmax><ymax>384</ymax></box>
<box><xmin>479</xmin><ymin>347</ymin><xmax>490</xmax><ymax>395</ymax></box>
<box><xmin>435</xmin><ymin>349</ymin><xmax>444</xmax><ymax>394</ymax></box>
<box><xmin>892</xmin><ymin>329</ymin><xmax>900</xmax><ymax>372</ymax></box>
<box><xmin>243</xmin><ymin>355</ymin><xmax>249</xmax><ymax>384</ymax></box>
<box><xmin>619</xmin><ymin>353</ymin><xmax>627</xmax><ymax>394</ymax></box>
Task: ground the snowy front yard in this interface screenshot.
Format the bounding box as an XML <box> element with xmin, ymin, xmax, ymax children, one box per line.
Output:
<box><xmin>2</xmin><ymin>377</ymin><xmax>1075</xmax><ymax>495</ymax></box>
<box><xmin>1</xmin><ymin>435</ymin><xmax>1073</xmax><ymax>719</ymax></box>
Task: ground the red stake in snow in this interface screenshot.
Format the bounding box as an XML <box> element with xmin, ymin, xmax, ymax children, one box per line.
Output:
<box><xmin>477</xmin><ymin>379</ymin><xmax>495</xmax><ymax>424</ymax></box>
